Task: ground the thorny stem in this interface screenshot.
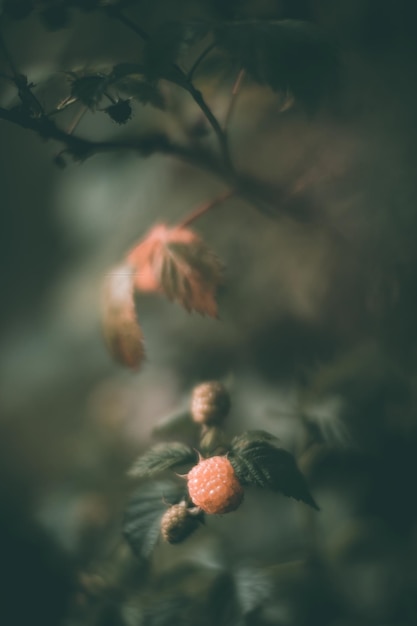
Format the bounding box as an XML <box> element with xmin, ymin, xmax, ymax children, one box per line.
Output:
<box><xmin>67</xmin><ymin>104</ymin><xmax>88</xmax><ymax>136</ymax></box>
<box><xmin>187</xmin><ymin>41</ymin><xmax>216</xmax><ymax>81</ymax></box>
<box><xmin>48</xmin><ymin>95</ymin><xmax>78</xmax><ymax>116</ymax></box>
<box><xmin>104</xmin><ymin>91</ymin><xmax>117</xmax><ymax>105</ymax></box>
<box><xmin>179</xmin><ymin>189</ymin><xmax>235</xmax><ymax>228</ymax></box>
<box><xmin>224</xmin><ymin>68</ymin><xmax>246</xmax><ymax>132</ymax></box>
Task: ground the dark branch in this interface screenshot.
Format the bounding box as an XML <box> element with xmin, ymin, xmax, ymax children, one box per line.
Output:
<box><xmin>0</xmin><ymin>105</ymin><xmax>191</xmax><ymax>161</ymax></box>
<box><xmin>0</xmin><ymin>103</ymin><xmax>235</xmax><ymax>186</ymax></box>
<box><xmin>180</xmin><ymin>80</ymin><xmax>234</xmax><ymax>173</ymax></box>
<box><xmin>105</xmin><ymin>7</ymin><xmax>149</xmax><ymax>41</ymax></box>
<box><xmin>103</xmin><ymin>11</ymin><xmax>233</xmax><ymax>173</ymax></box>
<box><xmin>187</xmin><ymin>42</ymin><xmax>216</xmax><ymax>81</ymax></box>
<box><xmin>0</xmin><ymin>104</ymin><xmax>318</xmax><ymax>228</ymax></box>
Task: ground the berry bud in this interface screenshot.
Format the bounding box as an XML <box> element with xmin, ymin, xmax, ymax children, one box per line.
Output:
<box><xmin>191</xmin><ymin>381</ymin><xmax>230</xmax><ymax>426</ymax></box>
<box><xmin>160</xmin><ymin>502</ymin><xmax>201</xmax><ymax>544</ymax></box>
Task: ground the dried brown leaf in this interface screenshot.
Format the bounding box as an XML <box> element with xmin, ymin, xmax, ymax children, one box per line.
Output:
<box><xmin>126</xmin><ymin>224</ymin><xmax>224</xmax><ymax>317</ymax></box>
<box><xmin>102</xmin><ymin>264</ymin><xmax>145</xmax><ymax>369</ymax></box>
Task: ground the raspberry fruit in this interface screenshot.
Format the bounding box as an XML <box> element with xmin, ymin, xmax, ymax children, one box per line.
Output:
<box><xmin>160</xmin><ymin>502</ymin><xmax>200</xmax><ymax>544</ymax></box>
<box><xmin>191</xmin><ymin>381</ymin><xmax>231</xmax><ymax>426</ymax></box>
<box><xmin>187</xmin><ymin>456</ymin><xmax>244</xmax><ymax>514</ymax></box>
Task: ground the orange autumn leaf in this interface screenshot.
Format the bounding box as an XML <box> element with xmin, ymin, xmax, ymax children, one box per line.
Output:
<box><xmin>102</xmin><ymin>264</ymin><xmax>145</xmax><ymax>369</ymax></box>
<box><xmin>126</xmin><ymin>224</ymin><xmax>224</xmax><ymax>317</ymax></box>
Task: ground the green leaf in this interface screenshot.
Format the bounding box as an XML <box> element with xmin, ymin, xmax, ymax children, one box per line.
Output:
<box><xmin>231</xmin><ymin>430</ymin><xmax>280</xmax><ymax>452</ymax></box>
<box><xmin>229</xmin><ymin>433</ymin><xmax>319</xmax><ymax>509</ymax></box>
<box><xmin>215</xmin><ymin>19</ymin><xmax>340</xmax><ymax>111</ymax></box>
<box><xmin>123</xmin><ymin>480</ymin><xmax>185</xmax><ymax>558</ymax></box>
<box><xmin>128</xmin><ymin>442</ymin><xmax>197</xmax><ymax>479</ymax></box>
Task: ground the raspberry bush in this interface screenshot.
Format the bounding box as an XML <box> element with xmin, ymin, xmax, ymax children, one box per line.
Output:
<box><xmin>2</xmin><ymin>2</ymin><xmax>417</xmax><ymax>626</ymax></box>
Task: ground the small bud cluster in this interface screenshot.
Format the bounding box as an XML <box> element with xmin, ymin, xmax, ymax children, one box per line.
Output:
<box><xmin>191</xmin><ymin>381</ymin><xmax>230</xmax><ymax>426</ymax></box>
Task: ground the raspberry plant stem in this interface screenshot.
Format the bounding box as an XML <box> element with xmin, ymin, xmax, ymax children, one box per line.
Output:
<box><xmin>105</xmin><ymin>10</ymin><xmax>235</xmax><ymax>174</ymax></box>
<box><xmin>187</xmin><ymin>42</ymin><xmax>217</xmax><ymax>81</ymax></box>
<box><xmin>224</xmin><ymin>68</ymin><xmax>246</xmax><ymax>131</ymax></box>
<box><xmin>179</xmin><ymin>189</ymin><xmax>234</xmax><ymax>228</ymax></box>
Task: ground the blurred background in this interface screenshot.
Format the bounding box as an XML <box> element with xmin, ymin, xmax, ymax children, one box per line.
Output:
<box><xmin>1</xmin><ymin>1</ymin><xmax>417</xmax><ymax>624</ymax></box>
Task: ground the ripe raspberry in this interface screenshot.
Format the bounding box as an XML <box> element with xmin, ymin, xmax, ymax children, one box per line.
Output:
<box><xmin>187</xmin><ymin>456</ymin><xmax>244</xmax><ymax>514</ymax></box>
<box><xmin>191</xmin><ymin>381</ymin><xmax>231</xmax><ymax>426</ymax></box>
<box><xmin>160</xmin><ymin>502</ymin><xmax>200</xmax><ymax>544</ymax></box>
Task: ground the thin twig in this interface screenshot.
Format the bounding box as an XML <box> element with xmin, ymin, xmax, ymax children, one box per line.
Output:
<box><xmin>52</xmin><ymin>95</ymin><xmax>78</xmax><ymax>114</ymax></box>
<box><xmin>107</xmin><ymin>8</ymin><xmax>149</xmax><ymax>41</ymax></box>
<box><xmin>106</xmin><ymin>11</ymin><xmax>234</xmax><ymax>174</ymax></box>
<box><xmin>0</xmin><ymin>102</ymin><xmax>336</xmax><ymax>231</ymax></box>
<box><xmin>224</xmin><ymin>68</ymin><xmax>245</xmax><ymax>132</ymax></box>
<box><xmin>182</xmin><ymin>81</ymin><xmax>234</xmax><ymax>173</ymax></box>
<box><xmin>53</xmin><ymin>104</ymin><xmax>88</xmax><ymax>161</ymax></box>
<box><xmin>0</xmin><ymin>104</ymin><xmax>188</xmax><ymax>159</ymax></box>
<box><xmin>67</xmin><ymin>104</ymin><xmax>88</xmax><ymax>136</ymax></box>
<box><xmin>179</xmin><ymin>189</ymin><xmax>234</xmax><ymax>228</ymax></box>
<box><xmin>187</xmin><ymin>42</ymin><xmax>216</xmax><ymax>81</ymax></box>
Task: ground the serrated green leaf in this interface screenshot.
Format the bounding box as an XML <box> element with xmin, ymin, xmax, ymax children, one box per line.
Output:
<box><xmin>128</xmin><ymin>442</ymin><xmax>197</xmax><ymax>478</ymax></box>
<box><xmin>229</xmin><ymin>436</ymin><xmax>319</xmax><ymax>509</ymax></box>
<box><xmin>231</xmin><ymin>430</ymin><xmax>280</xmax><ymax>452</ymax></box>
<box><xmin>215</xmin><ymin>19</ymin><xmax>339</xmax><ymax>111</ymax></box>
<box><xmin>123</xmin><ymin>480</ymin><xmax>185</xmax><ymax>558</ymax></box>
